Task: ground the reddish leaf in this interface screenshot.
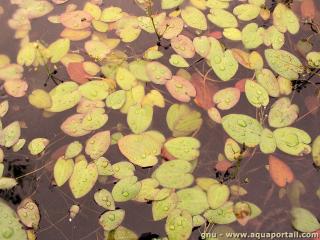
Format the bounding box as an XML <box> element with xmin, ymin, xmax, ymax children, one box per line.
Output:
<box><xmin>206</xmin><ymin>31</ymin><xmax>222</xmax><ymax>39</ymax></box>
<box><xmin>301</xmin><ymin>0</ymin><xmax>316</xmax><ymax>19</ymax></box>
<box><xmin>235</xmin><ymin>79</ymin><xmax>247</xmax><ymax>93</ymax></box>
<box><xmin>191</xmin><ymin>73</ymin><xmax>218</xmax><ymax>110</ymax></box>
<box><xmin>312</xmin><ymin>229</ymin><xmax>320</xmax><ymax>240</ymax></box>
<box><xmin>67</xmin><ymin>62</ymin><xmax>91</xmax><ymax>84</ymax></box>
<box><xmin>268</xmin><ymin>155</ymin><xmax>294</xmax><ymax>187</ymax></box>
<box><xmin>161</xmin><ymin>146</ymin><xmax>176</xmax><ymax>161</ymax></box>
<box><xmin>215</xmin><ymin>159</ymin><xmax>233</xmax><ymax>172</ymax></box>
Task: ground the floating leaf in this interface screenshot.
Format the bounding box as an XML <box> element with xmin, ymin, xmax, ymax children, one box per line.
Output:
<box><xmin>17</xmin><ymin>198</ymin><xmax>40</xmax><ymax>229</ymax></box>
<box><xmin>94</xmin><ymin>157</ymin><xmax>113</xmax><ymax>176</ymax></box>
<box><xmin>146</xmin><ymin>61</ymin><xmax>172</xmax><ymax>84</ymax></box>
<box><xmin>259</xmin><ymin>128</ymin><xmax>276</xmax><ymax>154</ymax></box>
<box><xmin>242</xmin><ymin>23</ymin><xmax>264</xmax><ymax>49</ymax></box>
<box><xmin>166</xmin><ymin>104</ymin><xmax>203</xmax><ymax>137</ymax></box>
<box><xmin>28</xmin><ymin>89</ymin><xmax>52</xmax><ymax>109</ymax></box>
<box><xmin>47</xmin><ymin>38</ymin><xmax>70</xmax><ymax>63</ymax></box>
<box><xmin>0</xmin><ymin>177</ymin><xmax>18</xmax><ymax>190</ymax></box>
<box><xmin>164</xmin><ymin>137</ymin><xmax>200</xmax><ymax>161</ymax></box>
<box><xmin>0</xmin><ymin>121</ymin><xmax>21</xmax><ymax>148</ymax></box>
<box><xmin>0</xmin><ymin>198</ymin><xmax>27</xmax><ymax>240</ymax></box>
<box><xmin>61</xmin><ymin>114</ymin><xmax>91</xmax><ymax>137</ymax></box>
<box><xmin>69</xmin><ymin>155</ymin><xmax>98</xmax><ymax>198</ymax></box>
<box><xmin>208</xmin><ymin>9</ymin><xmax>238</xmax><ymax>28</ymax></box>
<box><xmin>291</xmin><ymin>208</ymin><xmax>320</xmax><ymax>233</ymax></box>
<box><xmin>166</xmin><ymin>76</ymin><xmax>196</xmax><ymax>102</ymax></box>
<box><xmin>17</xmin><ymin>42</ymin><xmax>36</xmax><ymax>66</ymax></box>
<box><xmin>85</xmin><ymin>131</ymin><xmax>110</xmax><ymax>160</ymax></box>
<box><xmin>269</xmin><ymin>155</ymin><xmax>294</xmax><ymax>187</ymax></box>
<box><xmin>233</xmin><ymin>4</ymin><xmax>260</xmax><ymax>21</ymax></box>
<box><xmin>207</xmin><ymin>183</ymin><xmax>230</xmax><ymax>209</ymax></box>
<box><xmin>112</xmin><ymin>176</ymin><xmax>141</xmax><ymax>202</ymax></box>
<box><xmin>127</xmin><ymin>104</ymin><xmax>153</xmax><ymax>134</ymax></box>
<box><xmin>222</xmin><ymin>114</ymin><xmax>263</xmax><ymax>147</ymax></box>
<box><xmin>263</xmin><ymin>26</ymin><xmax>285</xmax><ymax>50</ymax></box>
<box><xmin>273</xmin><ymin>127</ymin><xmax>311</xmax><ymax>156</ymax></box>
<box><xmin>256</xmin><ymin>69</ymin><xmax>280</xmax><ymax>97</ymax></box>
<box><xmin>79</xmin><ymin>80</ymin><xmax>111</xmax><ymax>101</ymax></box>
<box><xmin>153</xmin><ymin>160</ymin><xmax>194</xmax><ymax>189</ymax></box>
<box><xmin>204</xmin><ymin>201</ymin><xmax>236</xmax><ymax>224</ymax></box>
<box><xmin>152</xmin><ymin>192</ymin><xmax>178</xmax><ymax>221</ymax></box>
<box><xmin>112</xmin><ymin>161</ymin><xmax>135</xmax><ymax>179</ymax></box>
<box><xmin>213</xmin><ymin>87</ymin><xmax>240</xmax><ymax>110</ymax></box>
<box><xmin>99</xmin><ymin>209</ymin><xmax>125</xmax><ymax>231</ymax></box>
<box><xmin>165</xmin><ymin>209</ymin><xmax>192</xmax><ymax>240</ymax></box>
<box><xmin>209</xmin><ymin>38</ymin><xmax>238</xmax><ymax>81</ymax></box>
<box><xmin>53</xmin><ymin>156</ymin><xmax>74</xmax><ymax>187</ymax></box>
<box><xmin>4</xmin><ymin>79</ymin><xmax>28</xmax><ymax>98</ymax></box>
<box><xmin>265</xmin><ymin>49</ymin><xmax>304</xmax><ymax>80</ymax></box>
<box><xmin>94</xmin><ymin>189</ymin><xmax>115</xmax><ymax>210</ymax></box>
<box><xmin>176</xmin><ymin>187</ymin><xmax>209</xmax><ymax>215</ymax></box>
<box><xmin>245</xmin><ymin>80</ymin><xmax>269</xmax><ymax>108</ymax></box>
<box><xmin>28</xmin><ymin>138</ymin><xmax>49</xmax><ymax>155</ymax></box>
<box><xmin>171</xmin><ymin>35</ymin><xmax>195</xmax><ymax>59</ymax></box>
<box><xmin>85</xmin><ymin>40</ymin><xmax>110</xmax><ymax>61</ymax></box>
<box><xmin>118</xmin><ymin>131</ymin><xmax>164</xmax><ymax>167</ymax></box>
<box><xmin>224</xmin><ymin>138</ymin><xmax>241</xmax><ymax>161</ymax></box>
<box><xmin>101</xmin><ymin>7</ymin><xmax>123</xmax><ymax>22</ymax></box>
<box><xmin>181</xmin><ymin>6</ymin><xmax>207</xmax><ymax>30</ymax></box>
<box><xmin>268</xmin><ymin>97</ymin><xmax>299</xmax><ymax>128</ymax></box>
<box><xmin>306</xmin><ymin>52</ymin><xmax>320</xmax><ymax>68</ymax></box>
<box><xmin>114</xmin><ymin>226</ymin><xmax>138</xmax><ymax>240</ymax></box>
<box><xmin>65</xmin><ymin>141</ymin><xmax>83</xmax><ymax>159</ymax></box>
<box><xmin>169</xmin><ymin>54</ymin><xmax>189</xmax><ymax>68</ymax></box>
<box><xmin>60</xmin><ymin>10</ymin><xmax>93</xmax><ymax>30</ymax></box>
<box><xmin>161</xmin><ymin>0</ymin><xmax>184</xmax><ymax>9</ymax></box>
<box><xmin>46</xmin><ymin>82</ymin><xmax>81</xmax><ymax>113</ymax></box>
<box><xmin>300</xmin><ymin>0</ymin><xmax>316</xmax><ymax>19</ymax></box>
<box><xmin>273</xmin><ymin>3</ymin><xmax>300</xmax><ymax>34</ymax></box>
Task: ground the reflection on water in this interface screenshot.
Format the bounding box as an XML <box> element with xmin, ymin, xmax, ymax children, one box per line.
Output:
<box><xmin>0</xmin><ymin>0</ymin><xmax>319</xmax><ymax>239</ymax></box>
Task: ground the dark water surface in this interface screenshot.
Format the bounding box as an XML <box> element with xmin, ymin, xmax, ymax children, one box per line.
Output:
<box><xmin>0</xmin><ymin>0</ymin><xmax>320</xmax><ymax>239</ymax></box>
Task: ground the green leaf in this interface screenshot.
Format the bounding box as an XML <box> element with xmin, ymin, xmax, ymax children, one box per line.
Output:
<box><xmin>259</xmin><ymin>128</ymin><xmax>277</xmax><ymax>154</ymax></box>
<box><xmin>207</xmin><ymin>183</ymin><xmax>230</xmax><ymax>209</ymax></box>
<box><xmin>265</xmin><ymin>49</ymin><xmax>304</xmax><ymax>80</ymax></box>
<box><xmin>99</xmin><ymin>209</ymin><xmax>125</xmax><ymax>231</ymax></box>
<box><xmin>0</xmin><ymin>121</ymin><xmax>21</xmax><ymax>147</ymax></box>
<box><xmin>164</xmin><ymin>137</ymin><xmax>200</xmax><ymax>161</ymax></box>
<box><xmin>176</xmin><ymin>187</ymin><xmax>209</xmax><ymax>215</ymax></box>
<box><xmin>161</xmin><ymin>0</ymin><xmax>184</xmax><ymax>9</ymax></box>
<box><xmin>53</xmin><ymin>157</ymin><xmax>74</xmax><ymax>187</ymax></box>
<box><xmin>69</xmin><ymin>155</ymin><xmax>98</xmax><ymax>198</ymax></box>
<box><xmin>116</xmin><ymin>67</ymin><xmax>137</xmax><ymax>90</ymax></box>
<box><xmin>152</xmin><ymin>192</ymin><xmax>178</xmax><ymax>221</ymax></box>
<box><xmin>208</xmin><ymin>9</ymin><xmax>238</xmax><ymax>28</ymax></box>
<box><xmin>112</xmin><ymin>161</ymin><xmax>135</xmax><ymax>179</ymax></box>
<box><xmin>106</xmin><ymin>90</ymin><xmax>126</xmax><ymax>110</ymax></box>
<box><xmin>111</xmin><ymin>176</ymin><xmax>141</xmax><ymax>202</ymax></box>
<box><xmin>118</xmin><ymin>131</ymin><xmax>164</xmax><ymax>167</ymax></box>
<box><xmin>28</xmin><ymin>138</ymin><xmax>49</xmax><ymax>155</ymax></box>
<box><xmin>94</xmin><ymin>189</ymin><xmax>115</xmax><ymax>210</ymax></box>
<box><xmin>79</xmin><ymin>80</ymin><xmax>112</xmax><ymax>101</ymax></box>
<box><xmin>222</xmin><ymin>114</ymin><xmax>263</xmax><ymax>147</ymax></box>
<box><xmin>152</xmin><ymin>160</ymin><xmax>194</xmax><ymax>189</ymax></box>
<box><xmin>127</xmin><ymin>104</ymin><xmax>153</xmax><ymax>134</ymax></box>
<box><xmin>233</xmin><ymin>4</ymin><xmax>260</xmax><ymax>21</ymax></box>
<box><xmin>48</xmin><ymin>38</ymin><xmax>70</xmax><ymax>63</ymax></box>
<box><xmin>65</xmin><ymin>141</ymin><xmax>83</xmax><ymax>159</ymax></box>
<box><xmin>0</xmin><ymin>198</ymin><xmax>27</xmax><ymax>240</ymax></box>
<box><xmin>242</xmin><ymin>23</ymin><xmax>264</xmax><ymax>49</ymax></box>
<box><xmin>245</xmin><ymin>80</ymin><xmax>269</xmax><ymax>108</ymax></box>
<box><xmin>291</xmin><ymin>207</ymin><xmax>320</xmax><ymax>233</ymax></box>
<box><xmin>274</xmin><ymin>127</ymin><xmax>311</xmax><ymax>156</ymax></box>
<box><xmin>256</xmin><ymin>69</ymin><xmax>280</xmax><ymax>97</ymax></box>
<box><xmin>165</xmin><ymin>209</ymin><xmax>192</xmax><ymax>240</ymax></box>
<box><xmin>181</xmin><ymin>6</ymin><xmax>207</xmax><ymax>30</ymax></box>
<box><xmin>85</xmin><ymin>131</ymin><xmax>111</xmax><ymax>160</ymax></box>
<box><xmin>114</xmin><ymin>226</ymin><xmax>138</xmax><ymax>240</ymax></box>
<box><xmin>268</xmin><ymin>97</ymin><xmax>299</xmax><ymax>128</ymax></box>
<box><xmin>166</xmin><ymin>104</ymin><xmax>203</xmax><ymax>137</ymax></box>
<box><xmin>204</xmin><ymin>201</ymin><xmax>236</xmax><ymax>224</ymax></box>
<box><xmin>273</xmin><ymin>3</ymin><xmax>300</xmax><ymax>34</ymax></box>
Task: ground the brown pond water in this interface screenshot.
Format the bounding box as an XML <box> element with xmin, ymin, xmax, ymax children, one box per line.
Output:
<box><xmin>0</xmin><ymin>0</ymin><xmax>320</xmax><ymax>239</ymax></box>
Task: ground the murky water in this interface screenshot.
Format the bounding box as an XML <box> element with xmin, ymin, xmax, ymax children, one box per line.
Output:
<box><xmin>0</xmin><ymin>0</ymin><xmax>320</xmax><ymax>239</ymax></box>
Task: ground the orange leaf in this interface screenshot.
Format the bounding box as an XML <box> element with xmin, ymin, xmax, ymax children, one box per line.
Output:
<box><xmin>301</xmin><ymin>0</ymin><xmax>316</xmax><ymax>19</ymax></box>
<box><xmin>215</xmin><ymin>159</ymin><xmax>233</xmax><ymax>172</ymax></box>
<box><xmin>67</xmin><ymin>62</ymin><xmax>91</xmax><ymax>84</ymax></box>
<box><xmin>191</xmin><ymin>73</ymin><xmax>218</xmax><ymax>110</ymax></box>
<box><xmin>206</xmin><ymin>31</ymin><xmax>222</xmax><ymax>39</ymax></box>
<box><xmin>268</xmin><ymin>155</ymin><xmax>294</xmax><ymax>187</ymax></box>
<box><xmin>234</xmin><ymin>79</ymin><xmax>247</xmax><ymax>93</ymax></box>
